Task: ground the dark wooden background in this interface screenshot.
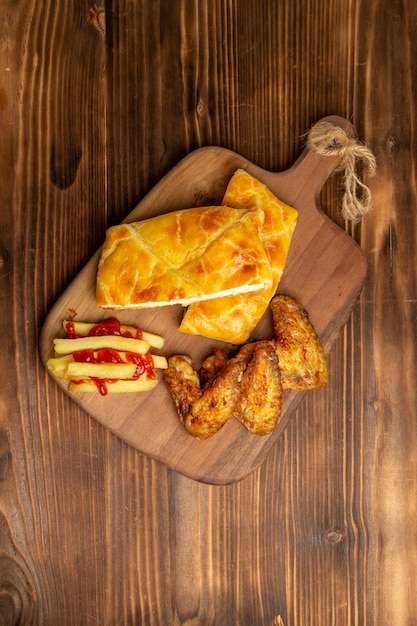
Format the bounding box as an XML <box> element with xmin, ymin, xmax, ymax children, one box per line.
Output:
<box><xmin>1</xmin><ymin>1</ymin><xmax>416</xmax><ymax>624</ymax></box>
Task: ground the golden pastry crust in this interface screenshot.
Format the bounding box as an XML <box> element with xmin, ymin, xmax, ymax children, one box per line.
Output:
<box><xmin>96</xmin><ymin>205</ymin><xmax>273</xmax><ymax>309</ymax></box>
<box><xmin>179</xmin><ymin>170</ymin><xmax>298</xmax><ymax>343</ymax></box>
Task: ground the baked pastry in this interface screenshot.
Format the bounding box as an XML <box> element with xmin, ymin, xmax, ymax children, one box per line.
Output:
<box><xmin>96</xmin><ymin>205</ymin><xmax>273</xmax><ymax>309</ymax></box>
<box><xmin>179</xmin><ymin>169</ymin><xmax>298</xmax><ymax>343</ymax></box>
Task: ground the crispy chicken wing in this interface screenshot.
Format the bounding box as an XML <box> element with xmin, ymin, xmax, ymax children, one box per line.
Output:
<box><xmin>235</xmin><ymin>340</ymin><xmax>283</xmax><ymax>435</ymax></box>
<box><xmin>164</xmin><ymin>341</ymin><xmax>283</xmax><ymax>439</ymax></box>
<box><xmin>184</xmin><ymin>358</ymin><xmax>246</xmax><ymax>439</ymax></box>
<box><xmin>164</xmin><ymin>294</ymin><xmax>328</xmax><ymax>439</ymax></box>
<box><xmin>164</xmin><ymin>354</ymin><xmax>245</xmax><ymax>439</ymax></box>
<box><xmin>163</xmin><ymin>355</ymin><xmax>202</xmax><ymax>423</ymax></box>
<box><xmin>270</xmin><ymin>295</ymin><xmax>328</xmax><ymax>389</ymax></box>
<box><xmin>199</xmin><ymin>347</ymin><xmax>229</xmax><ymax>386</ymax></box>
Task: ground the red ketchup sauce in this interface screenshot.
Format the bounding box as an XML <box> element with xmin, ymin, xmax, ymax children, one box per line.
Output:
<box><xmin>66</xmin><ymin>319</ymin><xmax>153</xmax><ymax>396</ymax></box>
<box><xmin>65</xmin><ymin>318</ymin><xmax>143</xmax><ymax>339</ymax></box>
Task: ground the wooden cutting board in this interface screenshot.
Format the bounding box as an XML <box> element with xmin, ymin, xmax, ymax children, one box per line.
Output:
<box><xmin>39</xmin><ymin>115</ymin><xmax>367</xmax><ymax>485</ymax></box>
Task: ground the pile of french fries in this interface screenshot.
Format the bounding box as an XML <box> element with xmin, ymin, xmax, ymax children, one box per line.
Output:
<box><xmin>47</xmin><ymin>319</ymin><xmax>168</xmax><ymax>395</ymax></box>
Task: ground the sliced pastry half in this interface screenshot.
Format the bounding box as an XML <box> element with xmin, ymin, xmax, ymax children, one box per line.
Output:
<box><xmin>96</xmin><ymin>205</ymin><xmax>272</xmax><ymax>309</ymax></box>
<box><xmin>179</xmin><ymin>169</ymin><xmax>298</xmax><ymax>343</ymax></box>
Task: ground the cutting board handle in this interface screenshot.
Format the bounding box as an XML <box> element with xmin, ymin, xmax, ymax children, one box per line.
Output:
<box><xmin>260</xmin><ymin>115</ymin><xmax>375</xmax><ymax>222</ymax></box>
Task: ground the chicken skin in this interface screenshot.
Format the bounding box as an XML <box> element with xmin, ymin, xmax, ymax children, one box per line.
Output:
<box><xmin>163</xmin><ymin>355</ymin><xmax>202</xmax><ymax>423</ymax></box>
<box><xmin>164</xmin><ymin>354</ymin><xmax>245</xmax><ymax>439</ymax></box>
<box><xmin>184</xmin><ymin>358</ymin><xmax>246</xmax><ymax>439</ymax></box>
<box><xmin>235</xmin><ymin>340</ymin><xmax>283</xmax><ymax>435</ymax></box>
<box><xmin>164</xmin><ymin>341</ymin><xmax>282</xmax><ymax>439</ymax></box>
<box><xmin>270</xmin><ymin>295</ymin><xmax>328</xmax><ymax>389</ymax></box>
<box><xmin>199</xmin><ymin>348</ymin><xmax>229</xmax><ymax>386</ymax></box>
<box><xmin>163</xmin><ymin>294</ymin><xmax>328</xmax><ymax>439</ymax></box>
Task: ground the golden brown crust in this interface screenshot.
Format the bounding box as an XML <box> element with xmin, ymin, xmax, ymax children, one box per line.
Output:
<box><xmin>183</xmin><ymin>360</ymin><xmax>246</xmax><ymax>439</ymax></box>
<box><xmin>164</xmin><ymin>294</ymin><xmax>328</xmax><ymax>440</ymax></box>
<box><xmin>234</xmin><ymin>341</ymin><xmax>283</xmax><ymax>435</ymax></box>
<box><xmin>199</xmin><ymin>348</ymin><xmax>229</xmax><ymax>386</ymax></box>
<box><xmin>179</xmin><ymin>170</ymin><xmax>298</xmax><ymax>343</ymax></box>
<box><xmin>96</xmin><ymin>205</ymin><xmax>273</xmax><ymax>309</ymax></box>
<box><xmin>270</xmin><ymin>295</ymin><xmax>328</xmax><ymax>389</ymax></box>
<box><xmin>163</xmin><ymin>356</ymin><xmax>202</xmax><ymax>423</ymax></box>
<box><xmin>163</xmin><ymin>340</ymin><xmax>284</xmax><ymax>439</ymax></box>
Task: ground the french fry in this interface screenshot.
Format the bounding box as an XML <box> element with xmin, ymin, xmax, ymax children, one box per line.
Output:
<box><xmin>136</xmin><ymin>330</ymin><xmax>164</xmax><ymax>349</ymax></box>
<box><xmin>47</xmin><ymin>353</ymin><xmax>168</xmax><ymax>375</ymax></box>
<box><xmin>47</xmin><ymin>354</ymin><xmax>73</xmax><ymax>376</ymax></box>
<box><xmin>152</xmin><ymin>355</ymin><xmax>168</xmax><ymax>370</ymax></box>
<box><xmin>49</xmin><ymin>317</ymin><xmax>166</xmax><ymax>395</ymax></box>
<box><xmin>63</xmin><ymin>321</ymin><xmax>95</xmax><ymax>336</ymax></box>
<box><xmin>63</xmin><ymin>320</ymin><xmax>165</xmax><ymax>349</ymax></box>
<box><xmin>65</xmin><ymin>362</ymin><xmax>137</xmax><ymax>381</ymax></box>
<box><xmin>53</xmin><ymin>335</ymin><xmax>150</xmax><ymax>355</ymax></box>
<box><xmin>68</xmin><ymin>377</ymin><xmax>159</xmax><ymax>393</ymax></box>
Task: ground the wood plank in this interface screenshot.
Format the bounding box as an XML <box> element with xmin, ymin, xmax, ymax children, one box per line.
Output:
<box><xmin>1</xmin><ymin>0</ymin><xmax>416</xmax><ymax>623</ymax></box>
<box><xmin>354</xmin><ymin>1</ymin><xmax>417</xmax><ymax>623</ymax></box>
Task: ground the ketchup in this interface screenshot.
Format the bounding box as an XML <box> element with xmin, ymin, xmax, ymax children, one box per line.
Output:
<box><xmin>67</xmin><ymin>319</ymin><xmax>152</xmax><ymax>396</ymax></box>
<box><xmin>66</xmin><ymin>318</ymin><xmax>143</xmax><ymax>339</ymax></box>
<box><xmin>72</xmin><ymin>348</ymin><xmax>156</xmax><ymax>380</ymax></box>
<box><xmin>65</xmin><ymin>322</ymin><xmax>77</xmax><ymax>339</ymax></box>
<box><xmin>87</xmin><ymin>318</ymin><xmax>142</xmax><ymax>338</ymax></box>
<box><xmin>72</xmin><ymin>348</ymin><xmax>123</xmax><ymax>364</ymax></box>
<box><xmin>71</xmin><ymin>377</ymin><xmax>110</xmax><ymax>397</ymax></box>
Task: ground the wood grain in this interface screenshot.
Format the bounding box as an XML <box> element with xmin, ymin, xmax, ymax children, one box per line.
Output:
<box><xmin>1</xmin><ymin>0</ymin><xmax>416</xmax><ymax>624</ymax></box>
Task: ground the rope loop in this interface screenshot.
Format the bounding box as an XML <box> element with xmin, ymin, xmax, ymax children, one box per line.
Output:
<box><xmin>307</xmin><ymin>120</ymin><xmax>376</xmax><ymax>223</ymax></box>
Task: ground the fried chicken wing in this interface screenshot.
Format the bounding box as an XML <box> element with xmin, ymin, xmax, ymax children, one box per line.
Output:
<box><xmin>164</xmin><ymin>344</ymin><xmax>281</xmax><ymax>439</ymax></box>
<box><xmin>184</xmin><ymin>359</ymin><xmax>246</xmax><ymax>439</ymax></box>
<box><xmin>164</xmin><ymin>353</ymin><xmax>241</xmax><ymax>439</ymax></box>
<box><xmin>235</xmin><ymin>340</ymin><xmax>283</xmax><ymax>435</ymax></box>
<box><xmin>270</xmin><ymin>295</ymin><xmax>328</xmax><ymax>389</ymax></box>
<box><xmin>199</xmin><ymin>347</ymin><xmax>229</xmax><ymax>386</ymax></box>
<box><xmin>164</xmin><ymin>294</ymin><xmax>328</xmax><ymax>439</ymax></box>
<box><xmin>163</xmin><ymin>355</ymin><xmax>202</xmax><ymax>423</ymax></box>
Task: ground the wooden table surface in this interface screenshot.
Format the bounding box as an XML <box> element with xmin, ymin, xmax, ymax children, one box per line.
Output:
<box><xmin>1</xmin><ymin>1</ymin><xmax>416</xmax><ymax>625</ymax></box>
